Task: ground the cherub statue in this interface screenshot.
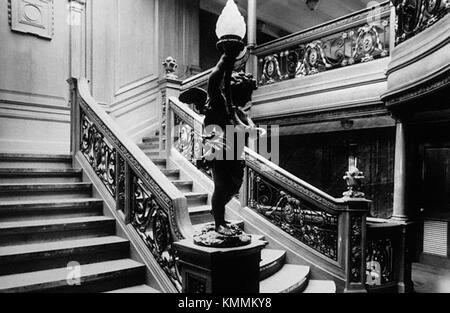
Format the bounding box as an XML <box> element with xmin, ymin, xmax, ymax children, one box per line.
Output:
<box><xmin>179</xmin><ymin>49</ymin><xmax>264</xmax><ymax>236</ymax></box>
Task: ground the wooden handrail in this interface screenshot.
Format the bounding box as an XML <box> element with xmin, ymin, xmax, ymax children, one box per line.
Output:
<box><xmin>69</xmin><ymin>77</ymin><xmax>193</xmax><ymax>292</ymax></box>
<box><xmin>168</xmin><ymin>94</ymin><xmax>371</xmax><ymax>291</ymax></box>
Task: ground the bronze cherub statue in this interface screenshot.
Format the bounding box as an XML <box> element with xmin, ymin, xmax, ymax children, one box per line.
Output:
<box><xmin>179</xmin><ymin>48</ymin><xmax>264</xmax><ymax>238</ymax></box>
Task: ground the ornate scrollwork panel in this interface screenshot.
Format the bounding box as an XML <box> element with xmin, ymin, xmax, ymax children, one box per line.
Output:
<box><xmin>247</xmin><ymin>169</ymin><xmax>339</xmax><ymax>260</ymax></box>
<box><xmin>131</xmin><ymin>174</ymin><xmax>182</xmax><ymax>292</ymax></box>
<box><xmin>80</xmin><ymin>111</ymin><xmax>116</xmax><ymax>196</ymax></box>
<box><xmin>350</xmin><ymin>215</ymin><xmax>363</xmax><ymax>283</ymax></box>
<box><xmin>257</xmin><ymin>12</ymin><xmax>391</xmax><ymax>86</ymax></box>
<box><xmin>366</xmin><ymin>238</ymin><xmax>394</xmax><ymax>286</ymax></box>
<box><xmin>393</xmin><ymin>0</ymin><xmax>449</xmax><ymax>44</ymax></box>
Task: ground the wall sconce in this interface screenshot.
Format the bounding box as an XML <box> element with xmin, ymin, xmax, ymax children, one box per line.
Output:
<box><xmin>305</xmin><ymin>0</ymin><xmax>320</xmax><ymax>11</ymax></box>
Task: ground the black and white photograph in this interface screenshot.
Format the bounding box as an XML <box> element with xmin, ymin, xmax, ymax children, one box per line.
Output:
<box><xmin>0</xmin><ymin>0</ymin><xmax>449</xmax><ymax>302</ymax></box>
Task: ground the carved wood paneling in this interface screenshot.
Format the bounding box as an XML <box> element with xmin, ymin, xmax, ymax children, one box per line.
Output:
<box><xmin>8</xmin><ymin>0</ymin><xmax>54</xmax><ymax>39</ymax></box>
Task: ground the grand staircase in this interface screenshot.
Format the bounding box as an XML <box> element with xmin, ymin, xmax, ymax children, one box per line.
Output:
<box><xmin>0</xmin><ymin>153</ymin><xmax>158</xmax><ymax>293</ymax></box>
<box><xmin>0</xmin><ymin>145</ymin><xmax>336</xmax><ymax>292</ymax></box>
<box><xmin>138</xmin><ymin>135</ymin><xmax>337</xmax><ymax>293</ymax></box>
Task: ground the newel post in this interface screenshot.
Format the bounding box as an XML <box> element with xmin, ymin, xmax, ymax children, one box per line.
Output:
<box><xmin>341</xmin><ymin>162</ymin><xmax>371</xmax><ymax>292</ymax></box>
<box><xmin>67</xmin><ymin>78</ymin><xmax>80</xmax><ymax>163</ymax></box>
<box><xmin>342</xmin><ymin>199</ymin><xmax>371</xmax><ymax>293</ymax></box>
<box><xmin>159</xmin><ymin>57</ymin><xmax>181</xmax><ymax>158</ymax></box>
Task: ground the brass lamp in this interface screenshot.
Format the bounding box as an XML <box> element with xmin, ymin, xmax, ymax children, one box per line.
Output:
<box><xmin>216</xmin><ymin>0</ymin><xmax>247</xmax><ymax>56</ymax></box>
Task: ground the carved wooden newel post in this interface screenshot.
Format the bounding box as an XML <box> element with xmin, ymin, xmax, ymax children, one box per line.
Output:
<box><xmin>342</xmin><ymin>161</ymin><xmax>371</xmax><ymax>293</ymax></box>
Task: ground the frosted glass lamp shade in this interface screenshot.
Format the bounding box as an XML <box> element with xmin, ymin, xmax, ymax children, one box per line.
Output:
<box><xmin>216</xmin><ymin>0</ymin><xmax>247</xmax><ymax>39</ymax></box>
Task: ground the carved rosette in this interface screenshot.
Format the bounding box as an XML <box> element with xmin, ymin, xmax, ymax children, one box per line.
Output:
<box><xmin>256</xmin><ymin>4</ymin><xmax>391</xmax><ymax>86</ymax></box>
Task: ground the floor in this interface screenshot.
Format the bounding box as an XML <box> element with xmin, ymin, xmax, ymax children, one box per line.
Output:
<box><xmin>412</xmin><ymin>262</ymin><xmax>450</xmax><ymax>293</ymax></box>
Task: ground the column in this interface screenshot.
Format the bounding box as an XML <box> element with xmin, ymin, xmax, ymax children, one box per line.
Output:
<box><xmin>392</xmin><ymin>120</ymin><xmax>408</xmax><ymax>220</ymax></box>
<box><xmin>246</xmin><ymin>0</ymin><xmax>257</xmax><ymax>75</ymax></box>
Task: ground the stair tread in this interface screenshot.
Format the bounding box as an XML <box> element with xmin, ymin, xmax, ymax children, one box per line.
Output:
<box><xmin>303</xmin><ymin>280</ymin><xmax>336</xmax><ymax>293</ymax></box>
<box><xmin>0</xmin><ymin>236</ymin><xmax>127</xmax><ymax>257</ymax></box>
<box><xmin>0</xmin><ymin>198</ymin><xmax>103</xmax><ymax>208</ymax></box>
<box><xmin>0</xmin><ymin>259</ymin><xmax>144</xmax><ymax>291</ymax></box>
<box><xmin>188</xmin><ymin>205</ymin><xmax>211</xmax><ymax>214</ymax></box>
<box><xmin>106</xmin><ymin>284</ymin><xmax>160</xmax><ymax>293</ymax></box>
<box><xmin>0</xmin><ymin>182</ymin><xmax>91</xmax><ymax>187</ymax></box>
<box><xmin>0</xmin><ymin>154</ymin><xmax>71</xmax><ymax>161</ymax></box>
<box><xmin>260</xmin><ymin>264</ymin><xmax>310</xmax><ymax>293</ymax></box>
<box><xmin>0</xmin><ymin>216</ymin><xmax>114</xmax><ymax>230</ymax></box>
<box><xmin>0</xmin><ymin>168</ymin><xmax>81</xmax><ymax>174</ymax></box>
<box><xmin>184</xmin><ymin>192</ymin><xmax>208</xmax><ymax>197</ymax></box>
<box><xmin>260</xmin><ymin>249</ymin><xmax>286</xmax><ymax>268</ymax></box>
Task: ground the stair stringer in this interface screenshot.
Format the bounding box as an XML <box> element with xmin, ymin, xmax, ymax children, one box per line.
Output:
<box><xmin>74</xmin><ymin>152</ymin><xmax>179</xmax><ymax>293</ymax></box>
<box><xmin>169</xmin><ymin>148</ymin><xmax>345</xmax><ymax>292</ymax></box>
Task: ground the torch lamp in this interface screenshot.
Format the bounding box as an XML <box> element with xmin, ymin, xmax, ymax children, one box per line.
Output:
<box><xmin>215</xmin><ymin>0</ymin><xmax>247</xmax><ymax>116</ymax></box>
<box><xmin>216</xmin><ymin>0</ymin><xmax>247</xmax><ymax>58</ymax></box>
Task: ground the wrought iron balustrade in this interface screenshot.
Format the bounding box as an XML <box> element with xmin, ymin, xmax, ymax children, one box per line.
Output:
<box><xmin>365</xmin><ymin>219</ymin><xmax>403</xmax><ymax>290</ymax></box>
<box><xmin>392</xmin><ymin>0</ymin><xmax>449</xmax><ymax>44</ymax></box>
<box><xmin>69</xmin><ymin>78</ymin><xmax>193</xmax><ymax>292</ymax></box>
<box><xmin>170</xmin><ymin>95</ymin><xmax>372</xmax><ymax>292</ymax></box>
<box><xmin>253</xmin><ymin>1</ymin><xmax>392</xmax><ymax>86</ymax></box>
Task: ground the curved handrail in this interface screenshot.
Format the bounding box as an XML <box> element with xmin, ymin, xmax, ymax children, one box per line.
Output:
<box><xmin>168</xmin><ymin>94</ymin><xmax>371</xmax><ymax>291</ymax></box>
<box><xmin>168</xmin><ymin>95</ymin><xmax>366</xmax><ymax>215</ymax></box>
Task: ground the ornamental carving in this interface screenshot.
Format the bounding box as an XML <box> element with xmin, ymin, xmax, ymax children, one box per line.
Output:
<box><xmin>392</xmin><ymin>0</ymin><xmax>449</xmax><ymax>44</ymax></box>
<box><xmin>247</xmin><ymin>169</ymin><xmax>339</xmax><ymax>260</ymax></box>
<box><xmin>257</xmin><ymin>13</ymin><xmax>390</xmax><ymax>86</ymax></box>
<box><xmin>8</xmin><ymin>0</ymin><xmax>55</xmax><ymax>39</ymax></box>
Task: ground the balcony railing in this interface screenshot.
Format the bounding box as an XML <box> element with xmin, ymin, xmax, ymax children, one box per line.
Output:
<box><xmin>393</xmin><ymin>0</ymin><xmax>449</xmax><ymax>45</ymax></box>
<box><xmin>252</xmin><ymin>1</ymin><xmax>392</xmax><ymax>86</ymax></box>
<box><xmin>168</xmin><ymin>96</ymin><xmax>372</xmax><ymax>292</ymax></box>
<box><xmin>69</xmin><ymin>78</ymin><xmax>193</xmax><ymax>292</ymax></box>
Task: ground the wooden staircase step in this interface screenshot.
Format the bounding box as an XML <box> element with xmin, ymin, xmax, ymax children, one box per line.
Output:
<box><xmin>259</xmin><ymin>264</ymin><xmax>310</xmax><ymax>293</ymax></box>
<box><xmin>161</xmin><ymin>169</ymin><xmax>180</xmax><ymax>180</ymax></box>
<box><xmin>188</xmin><ymin>205</ymin><xmax>212</xmax><ymax>225</ymax></box>
<box><xmin>260</xmin><ymin>249</ymin><xmax>286</xmax><ymax>281</ymax></box>
<box><xmin>0</xmin><ymin>198</ymin><xmax>103</xmax><ymax>221</ymax></box>
<box><xmin>105</xmin><ymin>284</ymin><xmax>160</xmax><ymax>293</ymax></box>
<box><xmin>0</xmin><ymin>183</ymin><xmax>92</xmax><ymax>201</ymax></box>
<box><xmin>142</xmin><ymin>137</ymin><xmax>159</xmax><ymax>144</ymax></box>
<box><xmin>0</xmin><ymin>216</ymin><xmax>116</xmax><ymax>246</ymax></box>
<box><xmin>0</xmin><ymin>154</ymin><xmax>72</xmax><ymax>169</ymax></box>
<box><xmin>0</xmin><ymin>236</ymin><xmax>129</xmax><ymax>275</ymax></box>
<box><xmin>302</xmin><ymin>280</ymin><xmax>336</xmax><ymax>293</ymax></box>
<box><xmin>0</xmin><ymin>259</ymin><xmax>145</xmax><ymax>293</ymax></box>
<box><xmin>172</xmin><ymin>180</ymin><xmax>193</xmax><ymax>192</ymax></box>
<box><xmin>138</xmin><ymin>143</ymin><xmax>159</xmax><ymax>150</ymax></box>
<box><xmin>184</xmin><ymin>192</ymin><xmax>208</xmax><ymax>207</ymax></box>
<box><xmin>150</xmin><ymin>158</ymin><xmax>167</xmax><ymax>168</ymax></box>
<box><xmin>0</xmin><ymin>168</ymin><xmax>82</xmax><ymax>183</ymax></box>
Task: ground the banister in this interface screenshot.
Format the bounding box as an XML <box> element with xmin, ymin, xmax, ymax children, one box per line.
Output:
<box><xmin>69</xmin><ymin>77</ymin><xmax>193</xmax><ymax>292</ymax></box>
<box><xmin>180</xmin><ymin>68</ymin><xmax>212</xmax><ymax>91</ymax></box>
<box><xmin>168</xmin><ymin>94</ymin><xmax>371</xmax><ymax>292</ymax></box>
